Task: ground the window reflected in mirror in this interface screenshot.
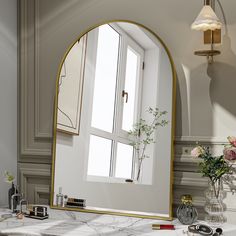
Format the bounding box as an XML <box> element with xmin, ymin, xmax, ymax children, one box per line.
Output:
<box><xmin>87</xmin><ymin>24</ymin><xmax>144</xmax><ymax>183</ymax></box>
<box><xmin>91</xmin><ymin>24</ymin><xmax>119</xmax><ymax>132</ymax></box>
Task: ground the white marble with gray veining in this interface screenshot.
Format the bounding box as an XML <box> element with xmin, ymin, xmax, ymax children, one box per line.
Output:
<box><xmin>1</xmin><ymin>207</ymin><xmax>236</xmax><ymax>236</ymax></box>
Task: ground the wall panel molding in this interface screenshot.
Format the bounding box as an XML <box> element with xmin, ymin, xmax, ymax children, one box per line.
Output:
<box><xmin>34</xmin><ymin>186</ymin><xmax>50</xmax><ymax>204</ymax></box>
<box><xmin>19</xmin><ymin>0</ymin><xmax>52</xmax><ymax>164</ymax></box>
<box><xmin>34</xmin><ymin>0</ymin><xmax>53</xmax><ymax>140</ymax></box>
<box><xmin>18</xmin><ymin>163</ymin><xmax>51</xmax><ymax>204</ymax></box>
<box><xmin>175</xmin><ymin>136</ymin><xmax>228</xmax><ymax>144</ymax></box>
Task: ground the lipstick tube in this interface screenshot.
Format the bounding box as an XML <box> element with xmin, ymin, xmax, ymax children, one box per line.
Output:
<box><xmin>152</xmin><ymin>224</ymin><xmax>175</xmax><ymax>230</ymax></box>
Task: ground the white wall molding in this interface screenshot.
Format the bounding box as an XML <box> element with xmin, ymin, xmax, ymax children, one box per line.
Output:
<box><xmin>34</xmin><ymin>0</ymin><xmax>53</xmax><ymax>140</ymax></box>
<box><xmin>174</xmin><ymin>172</ymin><xmax>207</xmax><ymax>187</ymax></box>
<box><xmin>34</xmin><ymin>186</ymin><xmax>50</xmax><ymax>204</ymax></box>
<box><xmin>19</xmin><ymin>0</ymin><xmax>52</xmax><ymax>163</ymax></box>
<box><xmin>175</xmin><ymin>136</ymin><xmax>228</xmax><ymax>144</ymax></box>
<box><xmin>19</xmin><ymin>163</ymin><xmax>51</xmax><ymax>203</ymax></box>
<box><xmin>21</xmin><ymin>148</ymin><xmax>51</xmax><ymax>157</ymax></box>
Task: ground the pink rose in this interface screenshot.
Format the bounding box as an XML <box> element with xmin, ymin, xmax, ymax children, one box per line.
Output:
<box><xmin>224</xmin><ymin>147</ymin><xmax>236</xmax><ymax>162</ymax></box>
<box><xmin>191</xmin><ymin>146</ymin><xmax>204</xmax><ymax>158</ymax></box>
<box><xmin>227</xmin><ymin>136</ymin><xmax>236</xmax><ymax>147</ymax></box>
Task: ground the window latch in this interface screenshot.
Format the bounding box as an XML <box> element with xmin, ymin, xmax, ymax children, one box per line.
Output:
<box><xmin>122</xmin><ymin>90</ymin><xmax>129</xmax><ymax>103</ymax></box>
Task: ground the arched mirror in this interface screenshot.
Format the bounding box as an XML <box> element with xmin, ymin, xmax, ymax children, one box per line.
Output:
<box><xmin>51</xmin><ymin>21</ymin><xmax>176</xmax><ymax>220</ymax></box>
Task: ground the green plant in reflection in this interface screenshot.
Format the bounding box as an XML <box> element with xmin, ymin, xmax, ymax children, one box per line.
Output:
<box><xmin>128</xmin><ymin>107</ymin><xmax>168</xmax><ymax>182</ymax></box>
<box><xmin>4</xmin><ymin>171</ymin><xmax>15</xmax><ymax>184</ymax></box>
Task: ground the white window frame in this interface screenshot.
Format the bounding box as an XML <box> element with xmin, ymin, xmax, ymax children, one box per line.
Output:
<box><xmin>87</xmin><ymin>23</ymin><xmax>145</xmax><ymax>182</ymax></box>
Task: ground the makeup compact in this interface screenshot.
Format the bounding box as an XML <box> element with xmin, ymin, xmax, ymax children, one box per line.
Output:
<box><xmin>188</xmin><ymin>224</ymin><xmax>223</xmax><ymax>236</ymax></box>
<box><xmin>25</xmin><ymin>206</ymin><xmax>48</xmax><ymax>220</ymax></box>
<box><xmin>195</xmin><ymin>224</ymin><xmax>213</xmax><ymax>235</ymax></box>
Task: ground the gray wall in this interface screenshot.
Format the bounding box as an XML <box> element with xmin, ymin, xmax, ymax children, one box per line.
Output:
<box><xmin>0</xmin><ymin>0</ymin><xmax>17</xmax><ymax>207</ymax></box>
<box><xmin>18</xmin><ymin>0</ymin><xmax>236</xmax><ymax>223</ymax></box>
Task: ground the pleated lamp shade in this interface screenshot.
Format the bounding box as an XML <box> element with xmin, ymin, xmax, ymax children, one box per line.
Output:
<box><xmin>191</xmin><ymin>5</ymin><xmax>222</xmax><ymax>31</ymax></box>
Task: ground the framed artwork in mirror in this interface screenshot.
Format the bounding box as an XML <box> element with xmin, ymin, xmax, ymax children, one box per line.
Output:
<box><xmin>57</xmin><ymin>35</ymin><xmax>87</xmax><ymax>135</ymax></box>
<box><xmin>51</xmin><ymin>20</ymin><xmax>176</xmax><ymax>220</ymax></box>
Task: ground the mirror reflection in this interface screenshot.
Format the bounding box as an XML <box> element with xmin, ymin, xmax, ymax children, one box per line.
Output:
<box><xmin>52</xmin><ymin>21</ymin><xmax>175</xmax><ymax>219</ymax></box>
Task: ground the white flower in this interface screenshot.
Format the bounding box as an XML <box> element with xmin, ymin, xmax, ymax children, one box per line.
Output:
<box><xmin>191</xmin><ymin>146</ymin><xmax>205</xmax><ymax>158</ymax></box>
<box><xmin>4</xmin><ymin>171</ymin><xmax>15</xmax><ymax>184</ymax></box>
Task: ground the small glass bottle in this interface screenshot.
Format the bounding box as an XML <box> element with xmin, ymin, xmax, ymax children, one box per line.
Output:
<box><xmin>56</xmin><ymin>187</ymin><xmax>64</xmax><ymax>207</ymax></box>
<box><xmin>177</xmin><ymin>194</ymin><xmax>198</xmax><ymax>225</ymax></box>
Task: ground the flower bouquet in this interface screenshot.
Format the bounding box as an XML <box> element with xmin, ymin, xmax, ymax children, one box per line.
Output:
<box><xmin>223</xmin><ymin>136</ymin><xmax>236</xmax><ymax>162</ymax></box>
<box><xmin>3</xmin><ymin>171</ymin><xmax>16</xmax><ymax>209</ymax></box>
<box><xmin>191</xmin><ymin>136</ymin><xmax>236</xmax><ymax>225</ymax></box>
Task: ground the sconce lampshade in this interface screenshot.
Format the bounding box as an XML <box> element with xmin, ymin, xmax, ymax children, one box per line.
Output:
<box><xmin>191</xmin><ymin>5</ymin><xmax>222</xmax><ymax>31</ymax></box>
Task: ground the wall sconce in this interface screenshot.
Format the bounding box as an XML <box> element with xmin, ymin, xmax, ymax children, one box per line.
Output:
<box><xmin>191</xmin><ymin>0</ymin><xmax>222</xmax><ymax>63</ymax></box>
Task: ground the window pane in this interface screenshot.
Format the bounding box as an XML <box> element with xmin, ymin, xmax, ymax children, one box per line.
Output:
<box><xmin>91</xmin><ymin>25</ymin><xmax>120</xmax><ymax>132</ymax></box>
<box><xmin>122</xmin><ymin>47</ymin><xmax>139</xmax><ymax>131</ymax></box>
<box><xmin>87</xmin><ymin>135</ymin><xmax>112</xmax><ymax>177</ymax></box>
<box><xmin>115</xmin><ymin>143</ymin><xmax>133</xmax><ymax>179</ymax></box>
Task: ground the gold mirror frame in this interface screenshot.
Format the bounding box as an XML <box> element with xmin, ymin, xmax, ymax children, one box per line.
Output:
<box><xmin>50</xmin><ymin>20</ymin><xmax>177</xmax><ymax>220</ymax></box>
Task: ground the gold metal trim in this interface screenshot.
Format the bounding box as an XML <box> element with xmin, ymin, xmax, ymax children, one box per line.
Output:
<box><xmin>194</xmin><ymin>49</ymin><xmax>220</xmax><ymax>63</ymax></box>
<box><xmin>50</xmin><ymin>19</ymin><xmax>177</xmax><ymax>221</ymax></box>
<box><xmin>194</xmin><ymin>49</ymin><xmax>221</xmax><ymax>56</ymax></box>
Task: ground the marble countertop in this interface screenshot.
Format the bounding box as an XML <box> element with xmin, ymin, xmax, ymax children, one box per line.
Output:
<box><xmin>1</xmin><ymin>207</ymin><xmax>236</xmax><ymax>236</ymax></box>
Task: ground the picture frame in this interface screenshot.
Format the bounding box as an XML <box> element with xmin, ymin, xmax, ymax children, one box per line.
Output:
<box><xmin>57</xmin><ymin>34</ymin><xmax>87</xmax><ymax>135</ymax></box>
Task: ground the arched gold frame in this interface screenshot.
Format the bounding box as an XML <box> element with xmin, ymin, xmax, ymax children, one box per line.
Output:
<box><xmin>50</xmin><ymin>19</ymin><xmax>177</xmax><ymax>220</ymax></box>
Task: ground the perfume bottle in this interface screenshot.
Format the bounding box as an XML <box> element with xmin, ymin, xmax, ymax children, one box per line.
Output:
<box><xmin>177</xmin><ymin>195</ymin><xmax>198</xmax><ymax>225</ymax></box>
<box><xmin>56</xmin><ymin>187</ymin><xmax>64</xmax><ymax>207</ymax></box>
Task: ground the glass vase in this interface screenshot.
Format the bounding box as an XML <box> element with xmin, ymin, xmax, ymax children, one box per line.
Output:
<box><xmin>204</xmin><ymin>179</ymin><xmax>227</xmax><ymax>226</ymax></box>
